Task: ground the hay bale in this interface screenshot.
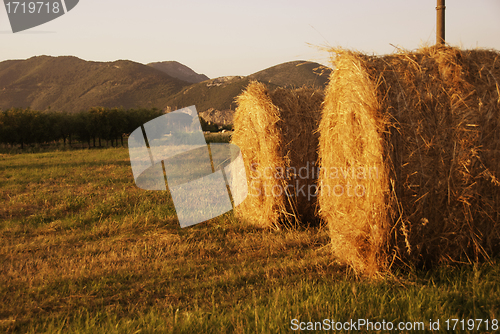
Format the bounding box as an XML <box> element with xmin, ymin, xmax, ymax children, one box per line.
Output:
<box><xmin>318</xmin><ymin>46</ymin><xmax>500</xmax><ymax>275</ymax></box>
<box><xmin>232</xmin><ymin>82</ymin><xmax>323</xmax><ymax>228</ymax></box>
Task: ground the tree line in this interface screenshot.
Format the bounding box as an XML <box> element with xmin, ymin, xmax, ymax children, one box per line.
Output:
<box><xmin>0</xmin><ymin>107</ymin><xmax>167</xmax><ymax>149</ymax></box>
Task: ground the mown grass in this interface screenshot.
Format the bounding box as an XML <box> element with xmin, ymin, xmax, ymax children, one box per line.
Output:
<box><xmin>1</xmin><ymin>148</ymin><xmax>500</xmax><ymax>333</ymax></box>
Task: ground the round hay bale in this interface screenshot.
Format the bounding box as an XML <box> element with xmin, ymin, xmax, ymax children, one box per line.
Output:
<box><xmin>232</xmin><ymin>81</ymin><xmax>323</xmax><ymax>228</ymax></box>
<box><xmin>318</xmin><ymin>46</ymin><xmax>500</xmax><ymax>275</ymax></box>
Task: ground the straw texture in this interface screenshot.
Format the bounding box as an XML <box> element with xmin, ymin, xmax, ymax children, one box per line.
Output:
<box><xmin>319</xmin><ymin>46</ymin><xmax>500</xmax><ymax>275</ymax></box>
<box><xmin>232</xmin><ymin>82</ymin><xmax>323</xmax><ymax>228</ymax></box>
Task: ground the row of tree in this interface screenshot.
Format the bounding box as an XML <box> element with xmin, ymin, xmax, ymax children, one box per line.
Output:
<box><xmin>0</xmin><ymin>107</ymin><xmax>168</xmax><ymax>149</ymax></box>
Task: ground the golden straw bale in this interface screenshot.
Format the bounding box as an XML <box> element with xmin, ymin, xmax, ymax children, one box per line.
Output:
<box><xmin>232</xmin><ymin>81</ymin><xmax>323</xmax><ymax>228</ymax></box>
<box><xmin>318</xmin><ymin>46</ymin><xmax>500</xmax><ymax>275</ymax></box>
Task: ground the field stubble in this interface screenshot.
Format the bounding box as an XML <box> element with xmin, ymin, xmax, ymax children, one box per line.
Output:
<box><xmin>0</xmin><ymin>148</ymin><xmax>499</xmax><ymax>333</ymax></box>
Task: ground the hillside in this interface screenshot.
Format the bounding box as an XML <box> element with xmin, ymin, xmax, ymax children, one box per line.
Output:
<box><xmin>0</xmin><ymin>56</ymin><xmax>189</xmax><ymax>113</ymax></box>
<box><xmin>148</xmin><ymin>61</ymin><xmax>209</xmax><ymax>83</ymax></box>
<box><xmin>163</xmin><ymin>76</ymin><xmax>276</xmax><ymax>112</ymax></box>
<box><xmin>164</xmin><ymin>60</ymin><xmax>331</xmax><ymax>113</ymax></box>
<box><xmin>0</xmin><ymin>57</ymin><xmax>331</xmax><ymax>116</ymax></box>
<box><xmin>249</xmin><ymin>60</ymin><xmax>331</xmax><ymax>88</ymax></box>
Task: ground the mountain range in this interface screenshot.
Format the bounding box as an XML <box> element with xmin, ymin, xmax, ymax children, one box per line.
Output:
<box><xmin>147</xmin><ymin>61</ymin><xmax>209</xmax><ymax>83</ymax></box>
<box><xmin>0</xmin><ymin>56</ymin><xmax>332</xmax><ymax>115</ymax></box>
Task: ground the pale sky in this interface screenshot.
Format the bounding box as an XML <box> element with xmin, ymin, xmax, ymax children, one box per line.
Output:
<box><xmin>1</xmin><ymin>0</ymin><xmax>499</xmax><ymax>78</ymax></box>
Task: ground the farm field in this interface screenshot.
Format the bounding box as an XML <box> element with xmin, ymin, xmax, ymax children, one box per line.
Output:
<box><xmin>1</xmin><ymin>147</ymin><xmax>500</xmax><ymax>333</ymax></box>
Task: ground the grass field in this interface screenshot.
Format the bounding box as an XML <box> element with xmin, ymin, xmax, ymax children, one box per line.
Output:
<box><xmin>1</xmin><ymin>147</ymin><xmax>500</xmax><ymax>333</ymax></box>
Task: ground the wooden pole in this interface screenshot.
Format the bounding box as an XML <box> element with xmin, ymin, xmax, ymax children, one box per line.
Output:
<box><xmin>436</xmin><ymin>0</ymin><xmax>446</xmax><ymax>45</ymax></box>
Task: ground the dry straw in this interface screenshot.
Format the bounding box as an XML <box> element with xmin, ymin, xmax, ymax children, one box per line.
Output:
<box><xmin>232</xmin><ymin>82</ymin><xmax>323</xmax><ymax>228</ymax></box>
<box><xmin>318</xmin><ymin>46</ymin><xmax>500</xmax><ymax>275</ymax></box>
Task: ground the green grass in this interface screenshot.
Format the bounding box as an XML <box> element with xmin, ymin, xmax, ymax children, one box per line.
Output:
<box><xmin>1</xmin><ymin>148</ymin><xmax>500</xmax><ymax>333</ymax></box>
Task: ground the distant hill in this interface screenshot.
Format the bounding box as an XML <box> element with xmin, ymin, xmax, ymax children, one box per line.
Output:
<box><xmin>0</xmin><ymin>56</ymin><xmax>189</xmax><ymax>113</ymax></box>
<box><xmin>249</xmin><ymin>60</ymin><xmax>331</xmax><ymax>88</ymax></box>
<box><xmin>148</xmin><ymin>61</ymin><xmax>209</xmax><ymax>83</ymax></box>
<box><xmin>164</xmin><ymin>61</ymin><xmax>331</xmax><ymax>112</ymax></box>
<box><xmin>163</xmin><ymin>76</ymin><xmax>272</xmax><ymax>112</ymax></box>
<box><xmin>0</xmin><ymin>57</ymin><xmax>331</xmax><ymax>117</ymax></box>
